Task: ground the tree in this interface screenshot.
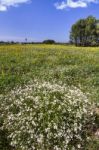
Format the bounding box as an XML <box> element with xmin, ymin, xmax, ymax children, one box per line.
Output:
<box><xmin>70</xmin><ymin>16</ymin><xmax>99</xmax><ymax>46</ymax></box>
<box><xmin>85</xmin><ymin>16</ymin><xmax>97</xmax><ymax>46</ymax></box>
<box><xmin>70</xmin><ymin>19</ymin><xmax>86</xmax><ymax>46</ymax></box>
<box><xmin>42</xmin><ymin>39</ymin><xmax>55</xmax><ymax>44</ymax></box>
<box><xmin>96</xmin><ymin>20</ymin><xmax>99</xmax><ymax>44</ymax></box>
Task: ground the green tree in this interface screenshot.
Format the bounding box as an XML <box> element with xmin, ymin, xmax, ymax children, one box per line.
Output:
<box><xmin>42</xmin><ymin>39</ymin><xmax>55</xmax><ymax>44</ymax></box>
<box><xmin>70</xmin><ymin>16</ymin><xmax>98</xmax><ymax>46</ymax></box>
<box><xmin>96</xmin><ymin>20</ymin><xmax>99</xmax><ymax>44</ymax></box>
<box><xmin>85</xmin><ymin>16</ymin><xmax>97</xmax><ymax>46</ymax></box>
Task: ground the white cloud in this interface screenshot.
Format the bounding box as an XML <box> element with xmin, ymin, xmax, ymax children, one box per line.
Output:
<box><xmin>55</xmin><ymin>0</ymin><xmax>98</xmax><ymax>9</ymax></box>
<box><xmin>0</xmin><ymin>0</ymin><xmax>31</xmax><ymax>11</ymax></box>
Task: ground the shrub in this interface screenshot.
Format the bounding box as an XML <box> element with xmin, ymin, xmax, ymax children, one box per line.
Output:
<box><xmin>42</xmin><ymin>40</ymin><xmax>55</xmax><ymax>44</ymax></box>
<box><xmin>0</xmin><ymin>80</ymin><xmax>95</xmax><ymax>150</ymax></box>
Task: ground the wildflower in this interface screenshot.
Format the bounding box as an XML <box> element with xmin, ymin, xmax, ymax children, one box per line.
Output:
<box><xmin>0</xmin><ymin>80</ymin><xmax>95</xmax><ymax>150</ymax></box>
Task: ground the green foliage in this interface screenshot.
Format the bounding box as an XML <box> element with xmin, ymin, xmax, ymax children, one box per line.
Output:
<box><xmin>42</xmin><ymin>39</ymin><xmax>56</xmax><ymax>44</ymax></box>
<box><xmin>70</xmin><ymin>16</ymin><xmax>99</xmax><ymax>46</ymax></box>
<box><xmin>0</xmin><ymin>130</ymin><xmax>13</xmax><ymax>150</ymax></box>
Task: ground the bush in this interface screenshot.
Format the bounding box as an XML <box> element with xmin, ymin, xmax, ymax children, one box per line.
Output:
<box><xmin>0</xmin><ymin>80</ymin><xmax>95</xmax><ymax>150</ymax></box>
<box><xmin>43</xmin><ymin>40</ymin><xmax>55</xmax><ymax>44</ymax></box>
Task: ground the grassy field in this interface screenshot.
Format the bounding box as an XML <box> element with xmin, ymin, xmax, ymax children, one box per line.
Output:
<box><xmin>0</xmin><ymin>44</ymin><xmax>99</xmax><ymax>101</ymax></box>
<box><xmin>0</xmin><ymin>44</ymin><xmax>99</xmax><ymax>149</ymax></box>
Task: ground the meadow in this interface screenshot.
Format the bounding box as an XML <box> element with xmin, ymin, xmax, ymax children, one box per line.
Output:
<box><xmin>0</xmin><ymin>44</ymin><xmax>99</xmax><ymax>149</ymax></box>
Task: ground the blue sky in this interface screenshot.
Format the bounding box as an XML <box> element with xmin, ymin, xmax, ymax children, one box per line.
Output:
<box><xmin>0</xmin><ymin>0</ymin><xmax>99</xmax><ymax>42</ymax></box>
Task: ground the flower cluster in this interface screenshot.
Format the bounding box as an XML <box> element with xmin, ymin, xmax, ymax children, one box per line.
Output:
<box><xmin>0</xmin><ymin>80</ymin><xmax>95</xmax><ymax>150</ymax></box>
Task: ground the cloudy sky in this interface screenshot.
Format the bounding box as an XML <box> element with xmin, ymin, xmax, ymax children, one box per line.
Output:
<box><xmin>0</xmin><ymin>0</ymin><xmax>99</xmax><ymax>42</ymax></box>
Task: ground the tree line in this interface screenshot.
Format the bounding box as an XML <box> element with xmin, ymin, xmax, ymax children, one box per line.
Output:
<box><xmin>70</xmin><ymin>16</ymin><xmax>99</xmax><ymax>46</ymax></box>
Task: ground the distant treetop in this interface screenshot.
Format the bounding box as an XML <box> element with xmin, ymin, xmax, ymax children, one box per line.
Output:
<box><xmin>42</xmin><ymin>39</ymin><xmax>56</xmax><ymax>44</ymax></box>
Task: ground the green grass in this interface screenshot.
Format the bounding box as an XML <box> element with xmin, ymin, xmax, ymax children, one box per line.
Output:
<box><xmin>0</xmin><ymin>44</ymin><xmax>99</xmax><ymax>149</ymax></box>
<box><xmin>0</xmin><ymin>44</ymin><xmax>99</xmax><ymax>103</ymax></box>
